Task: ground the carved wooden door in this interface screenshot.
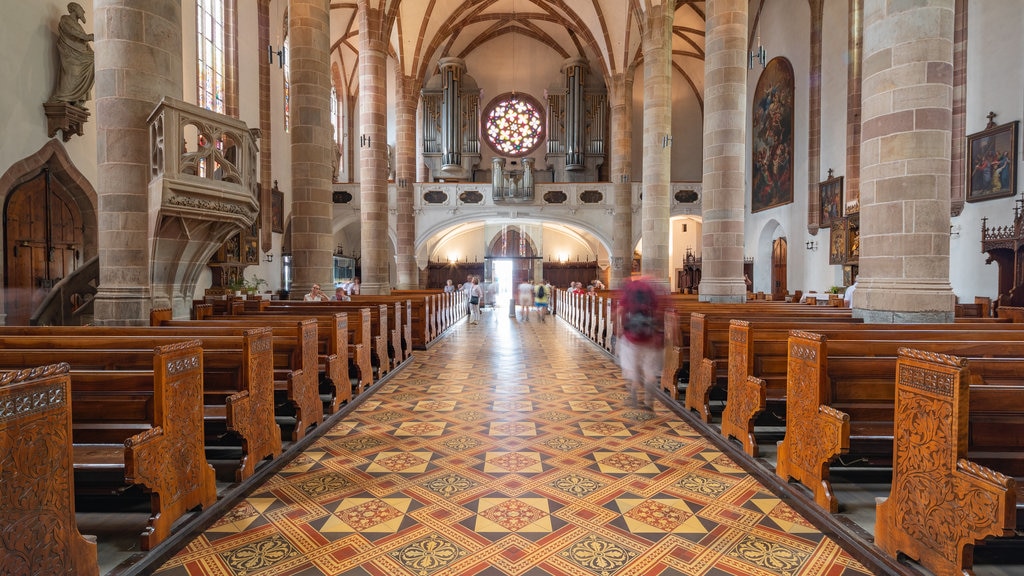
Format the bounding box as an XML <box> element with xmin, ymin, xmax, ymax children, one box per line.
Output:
<box><xmin>4</xmin><ymin>170</ymin><xmax>82</xmax><ymax>325</ymax></box>
<box><xmin>772</xmin><ymin>237</ymin><xmax>787</xmax><ymax>300</ymax></box>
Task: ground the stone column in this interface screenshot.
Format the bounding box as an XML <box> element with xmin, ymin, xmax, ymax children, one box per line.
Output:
<box><xmin>395</xmin><ymin>73</ymin><xmax>418</xmax><ymax>289</ymax></box>
<box><xmin>288</xmin><ymin>0</ymin><xmax>334</xmax><ymax>297</ymax></box>
<box><xmin>609</xmin><ymin>72</ymin><xmax>634</xmax><ymax>288</ymax></box>
<box><xmin>857</xmin><ymin>0</ymin><xmax>955</xmax><ymax>322</ymax></box>
<box><xmin>358</xmin><ymin>0</ymin><xmax>389</xmax><ymax>294</ymax></box>
<box><xmin>258</xmin><ymin>0</ymin><xmax>273</xmax><ymax>254</ymax></box>
<box><xmin>807</xmin><ymin>0</ymin><xmax>823</xmax><ymax>231</ymax></box>
<box><xmin>949</xmin><ymin>0</ymin><xmax>967</xmax><ymax>217</ymax></box>
<box><xmin>698</xmin><ymin>0</ymin><xmax>747</xmax><ymax>303</ymax></box>
<box><xmin>845</xmin><ymin>0</ymin><xmax>864</xmax><ymax>211</ymax></box>
<box><xmin>640</xmin><ymin>4</ymin><xmax>673</xmax><ymax>287</ymax></box>
<box><xmin>92</xmin><ymin>0</ymin><xmax>182</xmax><ymax>325</ymax></box>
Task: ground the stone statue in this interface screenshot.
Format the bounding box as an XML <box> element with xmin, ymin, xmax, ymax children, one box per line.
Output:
<box><xmin>51</xmin><ymin>2</ymin><xmax>95</xmax><ymax>108</ymax></box>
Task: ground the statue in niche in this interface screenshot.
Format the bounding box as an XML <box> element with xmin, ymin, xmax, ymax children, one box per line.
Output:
<box><xmin>51</xmin><ymin>2</ymin><xmax>95</xmax><ymax>108</ymax></box>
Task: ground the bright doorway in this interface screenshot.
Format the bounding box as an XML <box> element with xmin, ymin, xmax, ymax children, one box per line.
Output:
<box><xmin>493</xmin><ymin>260</ymin><xmax>513</xmax><ymax>308</ymax></box>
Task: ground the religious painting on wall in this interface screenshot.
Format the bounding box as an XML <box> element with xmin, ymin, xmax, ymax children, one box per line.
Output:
<box><xmin>967</xmin><ymin>119</ymin><xmax>1018</xmax><ymax>202</ymax></box>
<box><xmin>829</xmin><ymin>217</ymin><xmax>849</xmax><ymax>266</ymax></box>
<box><xmin>271</xmin><ymin>187</ymin><xmax>284</xmax><ymax>233</ymax></box>
<box><xmin>752</xmin><ymin>57</ymin><xmax>795</xmax><ymax>213</ymax></box>
<box><xmin>819</xmin><ymin>172</ymin><xmax>843</xmax><ymax>227</ymax></box>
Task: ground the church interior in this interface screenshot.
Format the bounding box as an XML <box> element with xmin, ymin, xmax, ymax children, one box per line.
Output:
<box><xmin>2</xmin><ymin>1</ymin><xmax>1024</xmax><ymax>575</ymax></box>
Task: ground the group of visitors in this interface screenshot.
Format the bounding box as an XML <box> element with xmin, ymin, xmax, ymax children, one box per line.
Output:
<box><xmin>516</xmin><ymin>279</ymin><xmax>552</xmax><ymax>322</ymax></box>
<box><xmin>303</xmin><ymin>277</ymin><xmax>360</xmax><ymax>302</ymax></box>
<box><xmin>567</xmin><ymin>279</ymin><xmax>606</xmax><ymax>295</ymax></box>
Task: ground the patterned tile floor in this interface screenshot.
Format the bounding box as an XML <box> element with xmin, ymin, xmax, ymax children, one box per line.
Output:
<box><xmin>154</xmin><ymin>306</ymin><xmax>873</xmax><ymax>576</ymax></box>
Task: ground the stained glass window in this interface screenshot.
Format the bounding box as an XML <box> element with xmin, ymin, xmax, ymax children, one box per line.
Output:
<box><xmin>196</xmin><ymin>0</ymin><xmax>225</xmax><ymax>114</ymax></box>
<box><xmin>483</xmin><ymin>93</ymin><xmax>544</xmax><ymax>156</ymax></box>
<box><xmin>282</xmin><ymin>12</ymin><xmax>290</xmax><ymax>133</ymax></box>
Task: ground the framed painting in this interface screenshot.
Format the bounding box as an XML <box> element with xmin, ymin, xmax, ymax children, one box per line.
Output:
<box><xmin>752</xmin><ymin>57</ymin><xmax>795</xmax><ymax>213</ymax></box>
<box><xmin>819</xmin><ymin>173</ymin><xmax>844</xmax><ymax>227</ymax></box>
<box><xmin>271</xmin><ymin>188</ymin><xmax>284</xmax><ymax>233</ymax></box>
<box><xmin>967</xmin><ymin>120</ymin><xmax>1018</xmax><ymax>202</ymax></box>
<box><xmin>829</xmin><ymin>217</ymin><xmax>849</xmax><ymax>266</ymax></box>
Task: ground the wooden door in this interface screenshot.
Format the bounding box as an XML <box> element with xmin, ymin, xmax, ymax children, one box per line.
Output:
<box><xmin>4</xmin><ymin>170</ymin><xmax>83</xmax><ymax>325</ymax></box>
<box><xmin>771</xmin><ymin>237</ymin><xmax>787</xmax><ymax>300</ymax></box>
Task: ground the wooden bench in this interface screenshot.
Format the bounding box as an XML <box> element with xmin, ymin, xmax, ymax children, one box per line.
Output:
<box><xmin>0</xmin><ymin>322</ymin><xmax>321</xmax><ymax>443</ymax></box>
<box><xmin>718</xmin><ymin>320</ymin><xmax>1024</xmax><ymax>457</ymax></box>
<box><xmin>777</xmin><ymin>330</ymin><xmax>1024</xmax><ymax>516</ymax></box>
<box><xmin>344</xmin><ymin>295</ymin><xmax>416</xmax><ymax>357</ymax></box>
<box><xmin>214</xmin><ymin>307</ymin><xmax>374</xmax><ymax>394</ymax></box>
<box><xmin>154</xmin><ymin>308</ymin><xmax>356</xmax><ymax>412</ymax></box>
<box><xmin>677</xmin><ymin>309</ymin><xmax>857</xmax><ymax>409</ymax></box>
<box><xmin>391</xmin><ymin>289</ymin><xmax>467</xmax><ymax>342</ymax></box>
<box><xmin>555</xmin><ymin>290</ymin><xmax>615</xmax><ymax>351</ymax></box>
<box><xmin>266</xmin><ymin>301</ymin><xmax>399</xmax><ymax>376</ymax></box>
<box><xmin>1</xmin><ymin>341</ymin><xmax>216</xmax><ymax>550</ymax></box>
<box><xmin>0</xmin><ymin>362</ymin><xmax>100</xmax><ymax>576</ymax></box>
<box><xmin>875</xmin><ymin>348</ymin><xmax>1018</xmax><ymax>576</ymax></box>
<box><xmin>0</xmin><ymin>326</ymin><xmax>282</xmax><ymax>482</ymax></box>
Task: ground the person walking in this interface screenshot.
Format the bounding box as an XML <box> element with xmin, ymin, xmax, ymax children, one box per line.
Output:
<box><xmin>616</xmin><ymin>276</ymin><xmax>666</xmax><ymax>409</ymax></box>
<box><xmin>533</xmin><ymin>279</ymin><xmax>550</xmax><ymax>322</ymax></box>
<box><xmin>468</xmin><ymin>277</ymin><xmax>484</xmax><ymax>324</ymax></box>
<box><xmin>517</xmin><ymin>279</ymin><xmax>534</xmax><ymax>321</ymax></box>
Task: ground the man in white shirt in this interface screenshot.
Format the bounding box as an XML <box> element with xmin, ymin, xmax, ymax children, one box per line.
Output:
<box><xmin>843</xmin><ymin>281</ymin><xmax>857</xmax><ymax>308</ymax></box>
<box><xmin>304</xmin><ymin>284</ymin><xmax>329</xmax><ymax>302</ymax></box>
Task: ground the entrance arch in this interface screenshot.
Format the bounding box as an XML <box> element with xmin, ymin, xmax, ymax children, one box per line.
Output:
<box><xmin>0</xmin><ymin>140</ymin><xmax>97</xmax><ymax>325</ymax></box>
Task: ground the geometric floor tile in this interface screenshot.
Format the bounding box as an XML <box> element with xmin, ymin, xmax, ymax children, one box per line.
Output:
<box><xmin>153</xmin><ymin>310</ymin><xmax>875</xmax><ymax>576</ymax></box>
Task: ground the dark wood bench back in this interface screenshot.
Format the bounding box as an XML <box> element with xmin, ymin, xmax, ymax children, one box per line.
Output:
<box><xmin>0</xmin><ymin>362</ymin><xmax>100</xmax><ymax>575</ymax></box>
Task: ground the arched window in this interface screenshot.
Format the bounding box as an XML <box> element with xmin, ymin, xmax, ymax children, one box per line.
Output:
<box><xmin>196</xmin><ymin>0</ymin><xmax>225</xmax><ymax>114</ymax></box>
<box><xmin>331</xmin><ymin>83</ymin><xmax>340</xmax><ymax>179</ymax></box>
<box><xmin>483</xmin><ymin>93</ymin><xmax>544</xmax><ymax>157</ymax></box>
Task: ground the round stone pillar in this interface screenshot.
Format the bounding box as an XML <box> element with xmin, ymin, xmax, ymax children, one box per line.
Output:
<box><xmin>609</xmin><ymin>73</ymin><xmax>634</xmax><ymax>289</ymax></box>
<box><xmin>357</xmin><ymin>0</ymin><xmax>390</xmax><ymax>295</ymax></box>
<box><xmin>288</xmin><ymin>0</ymin><xmax>334</xmax><ymax>297</ymax></box>
<box><xmin>93</xmin><ymin>0</ymin><xmax>182</xmax><ymax>325</ymax></box>
<box><xmin>698</xmin><ymin>0</ymin><xmax>747</xmax><ymax>303</ymax></box>
<box><xmin>856</xmin><ymin>0</ymin><xmax>955</xmax><ymax>322</ymax></box>
<box><xmin>640</xmin><ymin>4</ymin><xmax>673</xmax><ymax>287</ymax></box>
<box><xmin>395</xmin><ymin>73</ymin><xmax>418</xmax><ymax>289</ymax></box>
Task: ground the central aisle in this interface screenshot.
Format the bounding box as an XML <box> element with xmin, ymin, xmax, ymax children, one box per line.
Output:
<box><xmin>156</xmin><ymin>305</ymin><xmax>871</xmax><ymax>575</ymax></box>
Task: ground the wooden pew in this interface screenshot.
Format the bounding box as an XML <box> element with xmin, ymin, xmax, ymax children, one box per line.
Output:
<box><xmin>777</xmin><ymin>330</ymin><xmax>1024</xmax><ymax>516</ymax></box>
<box><xmin>392</xmin><ymin>289</ymin><xmax>468</xmax><ymax>341</ymax></box>
<box><xmin>684</xmin><ymin>313</ymin><xmax>1024</xmax><ymax>453</ymax></box>
<box><xmin>268</xmin><ymin>301</ymin><xmax>399</xmax><ymax>375</ymax></box>
<box><xmin>680</xmin><ymin>310</ymin><xmax>858</xmax><ymax>416</ymax></box>
<box><xmin>0</xmin><ymin>326</ymin><xmax>282</xmax><ymax>482</ymax></box>
<box><xmin>0</xmin><ymin>322</ymin><xmax>321</xmax><ymax>443</ymax></box>
<box><xmin>153</xmin><ymin>308</ymin><xmax>355</xmax><ymax>412</ymax></box>
<box><xmin>0</xmin><ymin>341</ymin><xmax>217</xmax><ymax>550</ymax></box>
<box><xmin>0</xmin><ymin>362</ymin><xmax>100</xmax><ymax>576</ymax></box>
<box><xmin>346</xmin><ymin>295</ymin><xmax>416</xmax><ymax>357</ymax></box>
<box><xmin>215</xmin><ymin>307</ymin><xmax>373</xmax><ymax>394</ymax></box>
<box><xmin>875</xmin><ymin>348</ymin><xmax>1018</xmax><ymax>576</ymax></box>
<box><xmin>252</xmin><ymin>302</ymin><xmax>391</xmax><ymax>380</ymax></box>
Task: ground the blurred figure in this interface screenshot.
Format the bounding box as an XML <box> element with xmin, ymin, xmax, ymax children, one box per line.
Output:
<box><xmin>616</xmin><ymin>276</ymin><xmax>666</xmax><ymax>409</ymax></box>
<box><xmin>533</xmin><ymin>279</ymin><xmax>550</xmax><ymax>322</ymax></box>
<box><xmin>517</xmin><ymin>279</ymin><xmax>534</xmax><ymax>321</ymax></box>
